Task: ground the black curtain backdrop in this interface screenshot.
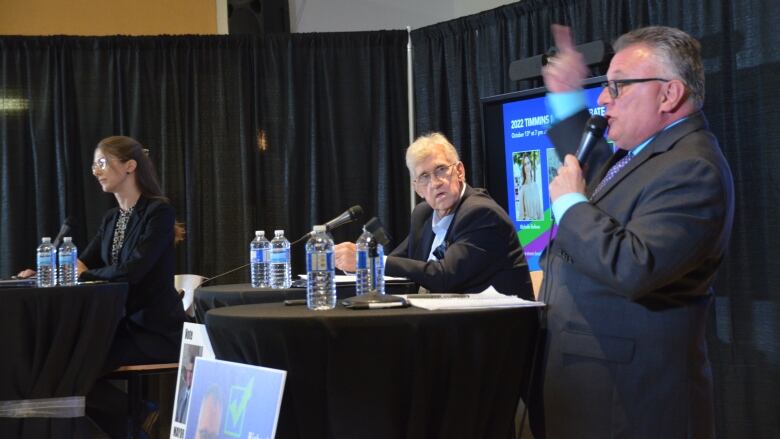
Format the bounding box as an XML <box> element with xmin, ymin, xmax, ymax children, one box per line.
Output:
<box><xmin>412</xmin><ymin>1</ymin><xmax>780</xmax><ymax>438</ymax></box>
<box><xmin>0</xmin><ymin>31</ymin><xmax>410</xmax><ymax>281</ymax></box>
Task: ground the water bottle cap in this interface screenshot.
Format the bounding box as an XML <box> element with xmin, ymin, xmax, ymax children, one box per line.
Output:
<box><xmin>313</xmin><ymin>225</ymin><xmax>326</xmax><ymax>232</ymax></box>
<box><xmin>255</xmin><ymin>230</ymin><xmax>264</xmax><ymax>236</ymax></box>
<box><xmin>274</xmin><ymin>230</ymin><xmax>284</xmax><ymax>236</ymax></box>
<box><xmin>63</xmin><ymin>237</ymin><xmax>72</xmax><ymax>243</ymax></box>
<box><xmin>42</xmin><ymin>237</ymin><xmax>51</xmax><ymax>243</ymax></box>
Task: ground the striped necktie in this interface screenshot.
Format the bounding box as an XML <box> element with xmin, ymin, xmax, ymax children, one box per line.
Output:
<box><xmin>590</xmin><ymin>152</ymin><xmax>633</xmax><ymax>199</ymax></box>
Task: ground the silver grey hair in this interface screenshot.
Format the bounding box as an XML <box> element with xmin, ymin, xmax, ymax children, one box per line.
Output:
<box><xmin>405</xmin><ymin>132</ymin><xmax>460</xmax><ymax>177</ymax></box>
<box><xmin>613</xmin><ymin>26</ymin><xmax>705</xmax><ymax>108</ymax></box>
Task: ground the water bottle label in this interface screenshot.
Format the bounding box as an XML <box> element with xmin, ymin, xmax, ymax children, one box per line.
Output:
<box><xmin>271</xmin><ymin>248</ymin><xmax>289</xmax><ymax>263</ymax></box>
<box><xmin>37</xmin><ymin>254</ymin><xmax>53</xmax><ymax>266</ymax></box>
<box><xmin>308</xmin><ymin>251</ymin><xmax>333</xmax><ymax>271</ymax></box>
<box><xmin>60</xmin><ymin>253</ymin><xmax>74</xmax><ymax>267</ymax></box>
<box><xmin>356</xmin><ymin>250</ymin><xmax>368</xmax><ymax>269</ymax></box>
<box><xmin>250</xmin><ymin>249</ymin><xmax>267</xmax><ymax>263</ymax></box>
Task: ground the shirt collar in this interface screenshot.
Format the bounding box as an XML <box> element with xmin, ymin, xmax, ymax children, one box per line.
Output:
<box><xmin>629</xmin><ymin>115</ymin><xmax>689</xmax><ymax>157</ymax></box>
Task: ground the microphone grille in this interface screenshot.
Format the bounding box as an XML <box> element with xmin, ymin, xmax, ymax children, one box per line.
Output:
<box><xmin>348</xmin><ymin>205</ymin><xmax>364</xmax><ymax>219</ymax></box>
<box><xmin>587</xmin><ymin>115</ymin><xmax>608</xmax><ymax>134</ymax></box>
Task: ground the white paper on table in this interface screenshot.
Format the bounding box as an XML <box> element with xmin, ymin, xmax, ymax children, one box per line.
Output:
<box><xmin>298</xmin><ymin>274</ymin><xmax>408</xmax><ymax>283</ymax></box>
<box><xmin>403</xmin><ymin>286</ymin><xmax>545</xmax><ymax>310</ymax></box>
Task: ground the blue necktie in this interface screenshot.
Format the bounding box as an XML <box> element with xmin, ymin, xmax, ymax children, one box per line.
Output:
<box><xmin>591</xmin><ymin>153</ymin><xmax>633</xmax><ymax>199</ymax></box>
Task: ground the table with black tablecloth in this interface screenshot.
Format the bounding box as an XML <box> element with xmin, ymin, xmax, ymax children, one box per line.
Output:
<box><xmin>0</xmin><ymin>282</ymin><xmax>127</xmax><ymax>438</ymax></box>
<box><xmin>194</xmin><ymin>280</ymin><xmax>418</xmax><ymax>322</ymax></box>
<box><xmin>205</xmin><ymin>302</ymin><xmax>539</xmax><ymax>439</ymax></box>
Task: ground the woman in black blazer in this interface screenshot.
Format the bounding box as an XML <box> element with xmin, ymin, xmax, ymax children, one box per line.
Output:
<box><xmin>79</xmin><ymin>135</ymin><xmax>186</xmax><ymax>369</ymax></box>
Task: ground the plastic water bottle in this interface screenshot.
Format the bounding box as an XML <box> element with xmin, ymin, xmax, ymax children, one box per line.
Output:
<box><xmin>355</xmin><ymin>227</ymin><xmax>372</xmax><ymax>295</ymax></box>
<box><xmin>250</xmin><ymin>230</ymin><xmax>271</xmax><ymax>288</ymax></box>
<box><xmin>269</xmin><ymin>229</ymin><xmax>292</xmax><ymax>289</ymax></box>
<box><xmin>367</xmin><ymin>237</ymin><xmax>385</xmax><ymax>295</ymax></box>
<box><xmin>58</xmin><ymin>237</ymin><xmax>78</xmax><ymax>286</ymax></box>
<box><xmin>36</xmin><ymin>237</ymin><xmax>56</xmax><ymax>288</ymax></box>
<box><xmin>305</xmin><ymin>225</ymin><xmax>336</xmax><ymax>310</ymax></box>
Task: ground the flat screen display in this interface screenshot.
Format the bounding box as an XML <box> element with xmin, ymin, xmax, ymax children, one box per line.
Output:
<box><xmin>481</xmin><ymin>77</ymin><xmax>606</xmax><ymax>270</ymax></box>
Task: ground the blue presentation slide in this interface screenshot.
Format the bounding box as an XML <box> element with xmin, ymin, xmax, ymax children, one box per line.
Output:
<box><xmin>502</xmin><ymin>87</ymin><xmax>605</xmax><ymax>270</ymax></box>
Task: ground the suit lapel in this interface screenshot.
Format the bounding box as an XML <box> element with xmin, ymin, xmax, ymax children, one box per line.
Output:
<box><xmin>124</xmin><ymin>197</ymin><xmax>147</xmax><ymax>242</ymax></box>
<box><xmin>417</xmin><ymin>217</ymin><xmax>435</xmax><ymax>261</ymax></box>
<box><xmin>443</xmin><ymin>185</ymin><xmax>473</xmax><ymax>243</ymax></box>
<box><xmin>590</xmin><ymin>112</ymin><xmax>707</xmax><ymax>203</ymax></box>
<box><xmin>104</xmin><ymin>196</ymin><xmax>148</xmax><ymax>264</ymax></box>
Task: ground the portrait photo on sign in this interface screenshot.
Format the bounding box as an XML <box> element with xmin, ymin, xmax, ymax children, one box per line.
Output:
<box><xmin>174</xmin><ymin>343</ymin><xmax>203</xmax><ymax>424</ymax></box>
<box><xmin>513</xmin><ymin>150</ymin><xmax>543</xmax><ymax>221</ymax></box>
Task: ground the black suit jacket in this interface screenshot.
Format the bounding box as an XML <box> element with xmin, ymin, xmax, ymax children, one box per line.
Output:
<box><xmin>385</xmin><ymin>185</ymin><xmax>532</xmax><ymax>298</ymax></box>
<box><xmin>537</xmin><ymin>110</ymin><xmax>734</xmax><ymax>438</ymax></box>
<box><xmin>80</xmin><ymin>196</ymin><xmax>185</xmax><ymax>361</ymax></box>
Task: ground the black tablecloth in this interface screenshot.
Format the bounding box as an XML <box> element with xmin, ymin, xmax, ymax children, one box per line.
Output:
<box><xmin>0</xmin><ymin>282</ymin><xmax>127</xmax><ymax>438</ymax></box>
<box><xmin>194</xmin><ymin>281</ymin><xmax>418</xmax><ymax>322</ymax></box>
<box><xmin>205</xmin><ymin>302</ymin><xmax>539</xmax><ymax>439</ymax></box>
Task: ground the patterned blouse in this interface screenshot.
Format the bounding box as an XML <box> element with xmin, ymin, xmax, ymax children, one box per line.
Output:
<box><xmin>111</xmin><ymin>206</ymin><xmax>135</xmax><ymax>265</ymax></box>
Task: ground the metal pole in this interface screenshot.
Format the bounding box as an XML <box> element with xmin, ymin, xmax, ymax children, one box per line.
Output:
<box><xmin>407</xmin><ymin>26</ymin><xmax>416</xmax><ymax>212</ymax></box>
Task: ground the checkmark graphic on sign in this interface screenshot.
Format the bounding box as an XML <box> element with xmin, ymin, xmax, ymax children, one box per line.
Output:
<box><xmin>224</xmin><ymin>377</ymin><xmax>255</xmax><ymax>437</ymax></box>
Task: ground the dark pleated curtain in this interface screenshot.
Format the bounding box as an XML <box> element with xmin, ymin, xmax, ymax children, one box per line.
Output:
<box><xmin>0</xmin><ymin>31</ymin><xmax>410</xmax><ymax>281</ymax></box>
<box><xmin>412</xmin><ymin>1</ymin><xmax>780</xmax><ymax>438</ymax></box>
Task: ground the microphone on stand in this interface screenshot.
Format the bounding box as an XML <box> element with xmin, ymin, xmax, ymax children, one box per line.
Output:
<box><xmin>364</xmin><ymin>217</ymin><xmax>391</xmax><ymax>247</ymax></box>
<box><xmin>52</xmin><ymin>216</ymin><xmax>76</xmax><ymax>249</ymax></box>
<box><xmin>202</xmin><ymin>205</ymin><xmax>366</xmax><ymax>286</ymax></box>
<box><xmin>575</xmin><ymin>115</ymin><xmax>608</xmax><ymax>163</ymax></box>
<box><xmin>291</xmin><ymin>205</ymin><xmax>364</xmax><ymax>245</ymax></box>
<box><xmin>324</xmin><ymin>205</ymin><xmax>364</xmax><ymax>232</ymax></box>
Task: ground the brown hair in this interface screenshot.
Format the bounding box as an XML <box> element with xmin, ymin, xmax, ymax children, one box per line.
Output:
<box><xmin>96</xmin><ymin>135</ymin><xmax>185</xmax><ymax>243</ymax></box>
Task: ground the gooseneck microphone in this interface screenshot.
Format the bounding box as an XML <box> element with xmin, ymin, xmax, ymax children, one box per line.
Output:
<box><xmin>52</xmin><ymin>216</ymin><xmax>76</xmax><ymax>249</ymax></box>
<box><xmin>202</xmin><ymin>205</ymin><xmax>366</xmax><ymax>286</ymax></box>
<box><xmin>364</xmin><ymin>217</ymin><xmax>391</xmax><ymax>247</ymax></box>
<box><xmin>575</xmin><ymin>115</ymin><xmax>608</xmax><ymax>163</ymax></box>
<box><xmin>290</xmin><ymin>205</ymin><xmax>364</xmax><ymax>245</ymax></box>
<box><xmin>324</xmin><ymin>205</ymin><xmax>364</xmax><ymax>232</ymax></box>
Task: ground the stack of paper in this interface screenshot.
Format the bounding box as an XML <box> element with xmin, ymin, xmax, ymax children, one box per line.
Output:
<box><xmin>404</xmin><ymin>287</ymin><xmax>545</xmax><ymax>310</ymax></box>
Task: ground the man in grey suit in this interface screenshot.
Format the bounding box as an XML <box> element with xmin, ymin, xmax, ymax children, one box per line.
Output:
<box><xmin>534</xmin><ymin>25</ymin><xmax>734</xmax><ymax>438</ymax></box>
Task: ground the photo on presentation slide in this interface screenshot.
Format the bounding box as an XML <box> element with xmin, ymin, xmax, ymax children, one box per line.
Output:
<box><xmin>512</xmin><ymin>150</ymin><xmax>544</xmax><ymax>221</ymax></box>
<box><xmin>546</xmin><ymin>148</ymin><xmax>562</xmax><ymax>204</ymax></box>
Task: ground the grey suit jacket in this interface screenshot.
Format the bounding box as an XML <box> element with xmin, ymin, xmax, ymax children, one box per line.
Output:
<box><xmin>537</xmin><ymin>110</ymin><xmax>734</xmax><ymax>438</ymax></box>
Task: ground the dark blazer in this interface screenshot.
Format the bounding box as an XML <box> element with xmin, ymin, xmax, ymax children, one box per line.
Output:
<box><xmin>537</xmin><ymin>110</ymin><xmax>734</xmax><ymax>438</ymax></box>
<box><xmin>80</xmin><ymin>196</ymin><xmax>185</xmax><ymax>363</ymax></box>
<box><xmin>385</xmin><ymin>184</ymin><xmax>532</xmax><ymax>299</ymax></box>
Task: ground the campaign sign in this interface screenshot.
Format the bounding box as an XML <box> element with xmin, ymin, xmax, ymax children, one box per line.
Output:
<box><xmin>185</xmin><ymin>357</ymin><xmax>286</xmax><ymax>439</ymax></box>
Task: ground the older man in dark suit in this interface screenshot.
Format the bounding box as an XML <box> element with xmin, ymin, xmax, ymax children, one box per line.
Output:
<box><xmin>335</xmin><ymin>132</ymin><xmax>532</xmax><ymax>299</ymax></box>
<box><xmin>534</xmin><ymin>25</ymin><xmax>734</xmax><ymax>438</ymax></box>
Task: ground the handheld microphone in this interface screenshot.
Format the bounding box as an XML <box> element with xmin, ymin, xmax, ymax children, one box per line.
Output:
<box><xmin>575</xmin><ymin>115</ymin><xmax>608</xmax><ymax>163</ymax></box>
<box><xmin>364</xmin><ymin>217</ymin><xmax>391</xmax><ymax>247</ymax></box>
<box><xmin>52</xmin><ymin>216</ymin><xmax>76</xmax><ymax>248</ymax></box>
<box><xmin>324</xmin><ymin>205</ymin><xmax>364</xmax><ymax>231</ymax></box>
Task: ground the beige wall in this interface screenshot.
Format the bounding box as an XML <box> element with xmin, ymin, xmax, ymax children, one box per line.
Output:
<box><xmin>0</xmin><ymin>0</ymin><xmax>219</xmax><ymax>35</ymax></box>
